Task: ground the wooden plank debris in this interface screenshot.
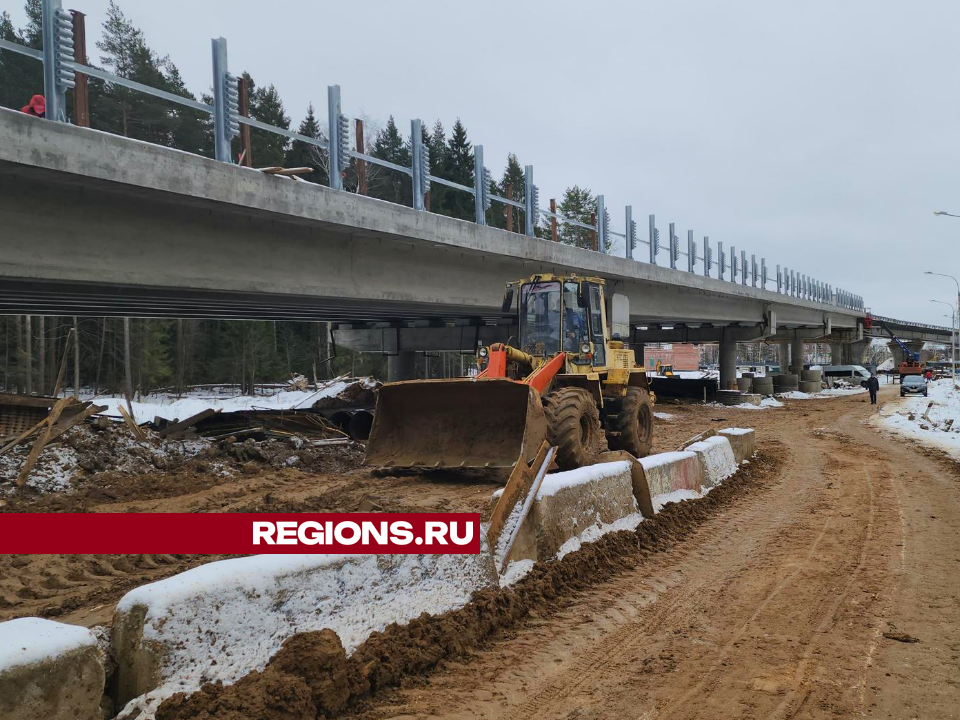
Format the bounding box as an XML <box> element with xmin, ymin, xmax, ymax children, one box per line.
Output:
<box><xmin>16</xmin><ymin>397</ymin><xmax>73</xmax><ymax>487</ymax></box>
<box><xmin>117</xmin><ymin>404</ymin><xmax>149</xmax><ymax>442</ymax></box>
<box><xmin>157</xmin><ymin>408</ymin><xmax>219</xmax><ymax>439</ymax></box>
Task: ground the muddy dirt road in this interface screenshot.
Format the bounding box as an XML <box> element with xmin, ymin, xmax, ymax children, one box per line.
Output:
<box><xmin>350</xmin><ymin>386</ymin><xmax>960</xmax><ymax>720</ymax></box>
<box><xmin>0</xmin><ymin>400</ymin><xmax>747</xmax><ymax>625</ymax></box>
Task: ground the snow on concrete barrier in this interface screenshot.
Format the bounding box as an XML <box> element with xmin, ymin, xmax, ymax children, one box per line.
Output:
<box><xmin>507</xmin><ymin>460</ymin><xmax>639</xmax><ymax>564</ymax></box>
<box><xmin>112</xmin><ymin>551</ymin><xmax>497</xmax><ymax>718</ymax></box>
<box><xmin>638</xmin><ymin>451</ymin><xmax>704</xmax><ymax>497</ymax></box>
<box><xmin>0</xmin><ymin>617</ymin><xmax>105</xmax><ymax>720</ymax></box>
<box><xmin>685</xmin><ymin>435</ymin><xmax>739</xmax><ymax>489</ymax></box>
<box><xmin>718</xmin><ymin>428</ymin><xmax>756</xmax><ymax>464</ymax></box>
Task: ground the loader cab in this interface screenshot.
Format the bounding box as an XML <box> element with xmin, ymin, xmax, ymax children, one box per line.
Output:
<box><xmin>517</xmin><ymin>277</ymin><xmax>603</xmax><ymax>366</ymax></box>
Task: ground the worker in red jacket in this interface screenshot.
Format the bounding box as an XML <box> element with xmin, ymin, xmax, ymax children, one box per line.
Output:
<box><xmin>20</xmin><ymin>95</ymin><xmax>45</xmax><ymax>117</ymax></box>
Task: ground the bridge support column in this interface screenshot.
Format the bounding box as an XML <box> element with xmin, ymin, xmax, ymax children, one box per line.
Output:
<box><xmin>791</xmin><ymin>337</ymin><xmax>804</xmax><ymax>376</ymax></box>
<box><xmin>830</xmin><ymin>343</ymin><xmax>843</xmax><ymax>364</ymax></box>
<box><xmin>387</xmin><ymin>351</ymin><xmax>417</xmax><ymax>382</ymax></box>
<box><xmin>634</xmin><ymin>343</ymin><xmax>645</xmax><ymax>369</ymax></box>
<box><xmin>844</xmin><ymin>339</ymin><xmax>870</xmax><ymax>365</ymax></box>
<box><xmin>719</xmin><ymin>336</ymin><xmax>737</xmax><ymax>391</ymax></box>
<box><xmin>777</xmin><ymin>341</ymin><xmax>790</xmax><ymax>373</ymax></box>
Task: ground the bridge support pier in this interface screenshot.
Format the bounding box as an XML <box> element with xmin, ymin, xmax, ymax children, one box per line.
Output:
<box><xmin>844</xmin><ymin>339</ymin><xmax>871</xmax><ymax>365</ymax></box>
<box><xmin>791</xmin><ymin>336</ymin><xmax>805</xmax><ymax>376</ymax></box>
<box><xmin>387</xmin><ymin>352</ymin><xmax>417</xmax><ymax>382</ymax></box>
<box><xmin>719</xmin><ymin>336</ymin><xmax>738</xmax><ymax>391</ymax></box>
<box><xmin>777</xmin><ymin>341</ymin><xmax>790</xmax><ymax>373</ymax></box>
<box><xmin>830</xmin><ymin>343</ymin><xmax>843</xmax><ymax>364</ymax></box>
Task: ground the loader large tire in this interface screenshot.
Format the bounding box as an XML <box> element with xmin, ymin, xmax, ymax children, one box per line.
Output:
<box><xmin>609</xmin><ymin>387</ymin><xmax>654</xmax><ymax>458</ymax></box>
<box><xmin>544</xmin><ymin>387</ymin><xmax>602</xmax><ymax>471</ymax></box>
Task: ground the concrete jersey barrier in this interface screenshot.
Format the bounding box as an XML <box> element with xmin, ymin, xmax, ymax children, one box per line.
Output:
<box><xmin>507</xmin><ymin>460</ymin><xmax>639</xmax><ymax>564</ymax></box>
<box><xmin>684</xmin><ymin>436</ymin><xmax>739</xmax><ymax>488</ymax></box>
<box><xmin>0</xmin><ymin>617</ymin><xmax>105</xmax><ymax>720</ymax></box>
<box><xmin>718</xmin><ymin>428</ymin><xmax>756</xmax><ymax>464</ymax></box>
<box><xmin>638</xmin><ymin>451</ymin><xmax>705</xmax><ymax>497</ymax></box>
<box><xmin>112</xmin><ymin>550</ymin><xmax>497</xmax><ymax>717</ymax></box>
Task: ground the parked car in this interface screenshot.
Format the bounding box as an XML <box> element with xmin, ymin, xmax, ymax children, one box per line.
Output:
<box><xmin>900</xmin><ymin>375</ymin><xmax>928</xmax><ymax>397</ymax></box>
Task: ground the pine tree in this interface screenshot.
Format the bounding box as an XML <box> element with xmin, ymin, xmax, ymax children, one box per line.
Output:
<box><xmin>248</xmin><ymin>80</ymin><xmax>290</xmax><ymax>167</ymax></box>
<box><xmin>493</xmin><ymin>153</ymin><xmax>525</xmax><ymax>231</ymax></box>
<box><xmin>284</xmin><ymin>103</ymin><xmax>327</xmax><ymax>183</ymax></box>
<box><xmin>437</xmin><ymin>119</ymin><xmax>474</xmax><ymax>220</ymax></box>
<box><xmin>92</xmin><ymin>1</ymin><xmax>207</xmax><ymax>151</ymax></box>
<box><xmin>558</xmin><ymin>185</ymin><xmax>597</xmax><ymax>249</ymax></box>
<box><xmin>428</xmin><ymin>120</ymin><xmax>447</xmax><ymax>177</ymax></box>
<box><xmin>370</xmin><ymin>116</ymin><xmax>410</xmax><ymax>204</ymax></box>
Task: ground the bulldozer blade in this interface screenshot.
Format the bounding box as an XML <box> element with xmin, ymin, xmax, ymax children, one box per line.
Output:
<box><xmin>365</xmin><ymin>378</ymin><xmax>548</xmax><ymax>470</ymax></box>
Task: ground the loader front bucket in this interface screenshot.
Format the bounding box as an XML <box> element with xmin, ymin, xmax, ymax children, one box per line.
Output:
<box><xmin>365</xmin><ymin>378</ymin><xmax>547</xmax><ymax>469</ymax></box>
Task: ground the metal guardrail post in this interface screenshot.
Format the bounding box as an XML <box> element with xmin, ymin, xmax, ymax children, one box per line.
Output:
<box><xmin>668</xmin><ymin>223</ymin><xmax>677</xmax><ymax>269</ymax></box>
<box><xmin>411</xmin><ymin>118</ymin><xmax>425</xmax><ymax>211</ymax></box>
<box><xmin>687</xmin><ymin>230</ymin><xmax>694</xmax><ymax>273</ymax></box>
<box><xmin>474</xmin><ymin>145</ymin><xmax>486</xmax><ymax>225</ymax></box>
<box><xmin>761</xmin><ymin>258</ymin><xmax>767</xmax><ymax>289</ymax></box>
<box><xmin>703</xmin><ymin>236</ymin><xmax>711</xmax><ymax>277</ymax></box>
<box><xmin>327</xmin><ymin>86</ymin><xmax>344</xmax><ymax>190</ymax></box>
<box><xmin>718</xmin><ymin>242</ymin><xmax>725</xmax><ymax>280</ymax></box>
<box><xmin>730</xmin><ymin>246</ymin><xmax>738</xmax><ymax>282</ymax></box>
<box><xmin>211</xmin><ymin>38</ymin><xmax>237</xmax><ymax>163</ymax></box>
<box><xmin>741</xmin><ymin>250</ymin><xmax>747</xmax><ymax>285</ymax></box>
<box><xmin>41</xmin><ymin>0</ymin><xmax>73</xmax><ymax>123</ymax></box>
<box><xmin>625</xmin><ymin>206</ymin><xmax>633</xmax><ymax>260</ymax></box>
<box><xmin>649</xmin><ymin>215</ymin><xmax>657</xmax><ymax>265</ymax></box>
<box><xmin>596</xmin><ymin>195</ymin><xmax>606</xmax><ymax>252</ymax></box>
<box><xmin>524</xmin><ymin>166</ymin><xmax>537</xmax><ymax>237</ymax></box>
<box><xmin>751</xmin><ymin>254</ymin><xmax>757</xmax><ymax>287</ymax></box>
<box><xmin>776</xmin><ymin>264</ymin><xmax>782</xmax><ymax>293</ymax></box>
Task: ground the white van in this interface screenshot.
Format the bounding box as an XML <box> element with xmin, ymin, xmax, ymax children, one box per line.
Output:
<box><xmin>821</xmin><ymin>365</ymin><xmax>871</xmax><ymax>383</ymax></box>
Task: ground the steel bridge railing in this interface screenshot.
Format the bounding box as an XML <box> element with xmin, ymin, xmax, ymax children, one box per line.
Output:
<box><xmin>0</xmin><ymin>0</ymin><xmax>866</xmax><ymax>313</ymax></box>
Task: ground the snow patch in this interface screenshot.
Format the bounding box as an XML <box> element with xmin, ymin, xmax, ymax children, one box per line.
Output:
<box><xmin>876</xmin><ymin>379</ymin><xmax>960</xmax><ymax>461</ymax></box>
<box><xmin>555</xmin><ymin>512</ymin><xmax>645</xmax><ymax>560</ymax></box>
<box><xmin>536</xmin><ymin>461</ymin><xmax>631</xmax><ymax>499</ymax></box>
<box><xmin>0</xmin><ymin>617</ymin><xmax>98</xmax><ymax>671</ymax></box>
<box><xmin>499</xmin><ymin>559</ymin><xmax>535</xmax><ymax>587</ymax></box>
<box><xmin>639</xmin><ymin>450</ymin><xmax>696</xmax><ymax>470</ymax></box>
<box><xmin>652</xmin><ymin>489</ymin><xmax>703</xmax><ymax>512</ymax></box>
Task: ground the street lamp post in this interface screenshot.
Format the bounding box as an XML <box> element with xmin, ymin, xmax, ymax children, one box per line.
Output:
<box><xmin>930</xmin><ymin>299</ymin><xmax>957</xmax><ymax>383</ymax></box>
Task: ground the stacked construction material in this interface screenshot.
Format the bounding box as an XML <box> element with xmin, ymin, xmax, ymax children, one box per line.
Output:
<box><xmin>799</xmin><ymin>369</ymin><xmax>823</xmax><ymax>394</ymax></box>
<box><xmin>715</xmin><ymin>390</ymin><xmax>762</xmax><ymax>406</ymax></box>
<box><xmin>751</xmin><ymin>375</ymin><xmax>775</xmax><ymax>396</ymax></box>
<box><xmin>771</xmin><ymin>373</ymin><xmax>799</xmax><ymax>394</ymax></box>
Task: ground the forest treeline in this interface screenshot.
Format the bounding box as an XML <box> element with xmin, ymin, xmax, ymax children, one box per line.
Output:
<box><xmin>0</xmin><ymin>1</ymin><xmax>606</xmax><ymax>394</ymax></box>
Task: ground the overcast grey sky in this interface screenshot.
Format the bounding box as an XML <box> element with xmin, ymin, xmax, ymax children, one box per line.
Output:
<box><xmin>8</xmin><ymin>0</ymin><xmax>960</xmax><ymax>324</ymax></box>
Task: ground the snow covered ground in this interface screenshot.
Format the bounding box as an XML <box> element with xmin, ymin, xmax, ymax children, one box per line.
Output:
<box><xmin>86</xmin><ymin>378</ymin><xmax>373</xmax><ymax>424</ymax></box>
<box><xmin>876</xmin><ymin>379</ymin><xmax>960</xmax><ymax>461</ymax></box>
<box><xmin>779</xmin><ymin>387</ymin><xmax>867</xmax><ymax>400</ymax></box>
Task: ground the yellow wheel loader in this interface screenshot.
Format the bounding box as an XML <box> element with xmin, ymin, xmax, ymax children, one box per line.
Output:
<box><xmin>365</xmin><ymin>274</ymin><xmax>655</xmax><ymax>471</ymax></box>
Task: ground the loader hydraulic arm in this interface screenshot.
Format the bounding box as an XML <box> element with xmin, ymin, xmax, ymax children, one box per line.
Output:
<box><xmin>478</xmin><ymin>344</ymin><xmax>567</xmax><ymax>395</ymax></box>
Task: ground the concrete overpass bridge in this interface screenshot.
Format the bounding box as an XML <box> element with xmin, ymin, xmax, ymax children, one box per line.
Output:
<box><xmin>0</xmin><ymin>109</ymin><xmax>950</xmax><ymax>385</ymax></box>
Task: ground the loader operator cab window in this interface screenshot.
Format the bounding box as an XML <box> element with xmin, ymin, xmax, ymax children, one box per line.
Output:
<box><xmin>562</xmin><ymin>282</ymin><xmax>589</xmax><ymax>353</ymax></box>
<box><xmin>519</xmin><ymin>281</ymin><xmax>561</xmax><ymax>357</ymax></box>
<box><xmin>587</xmin><ymin>283</ymin><xmax>606</xmax><ymax>366</ymax></box>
